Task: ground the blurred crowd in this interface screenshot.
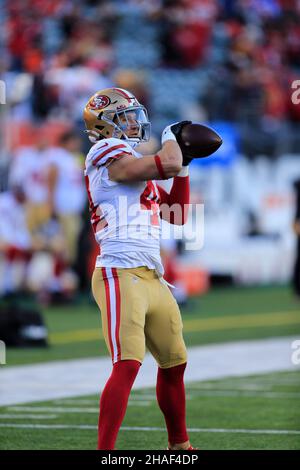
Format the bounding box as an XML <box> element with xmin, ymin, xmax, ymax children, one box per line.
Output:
<box><xmin>1</xmin><ymin>1</ymin><xmax>299</xmax><ymax>135</ymax></box>
<box><xmin>1</xmin><ymin>0</ymin><xmax>300</xmax><ymax>301</ymax></box>
<box><xmin>0</xmin><ymin>130</ymin><xmax>87</xmax><ymax>302</ymax></box>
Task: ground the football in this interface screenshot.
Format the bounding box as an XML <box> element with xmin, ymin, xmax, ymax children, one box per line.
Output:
<box><xmin>178</xmin><ymin>122</ymin><xmax>223</xmax><ymax>158</ymax></box>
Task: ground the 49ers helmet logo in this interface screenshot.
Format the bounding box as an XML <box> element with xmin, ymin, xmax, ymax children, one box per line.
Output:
<box><xmin>89</xmin><ymin>94</ymin><xmax>111</xmax><ymax>110</ymax></box>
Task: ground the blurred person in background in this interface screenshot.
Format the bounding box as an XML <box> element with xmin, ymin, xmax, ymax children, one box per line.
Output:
<box><xmin>9</xmin><ymin>138</ymin><xmax>51</xmax><ymax>234</ymax></box>
<box><xmin>293</xmin><ymin>178</ymin><xmax>300</xmax><ymax>298</ymax></box>
<box><xmin>27</xmin><ymin>215</ymin><xmax>78</xmax><ymax>305</ymax></box>
<box><xmin>158</xmin><ymin>0</ymin><xmax>218</xmax><ymax>68</ymax></box>
<box><xmin>44</xmin><ymin>130</ymin><xmax>86</xmax><ymax>268</ymax></box>
<box><xmin>160</xmin><ymin>235</ymin><xmax>188</xmax><ymax>306</ymax></box>
<box><xmin>0</xmin><ymin>185</ymin><xmax>32</xmax><ymax>297</ymax></box>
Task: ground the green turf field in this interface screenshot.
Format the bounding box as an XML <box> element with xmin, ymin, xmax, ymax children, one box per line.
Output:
<box><xmin>0</xmin><ymin>370</ymin><xmax>300</xmax><ymax>450</ymax></box>
<box><xmin>1</xmin><ymin>285</ymin><xmax>300</xmax><ymax>450</ymax></box>
<box><xmin>4</xmin><ymin>285</ymin><xmax>300</xmax><ymax>366</ymax></box>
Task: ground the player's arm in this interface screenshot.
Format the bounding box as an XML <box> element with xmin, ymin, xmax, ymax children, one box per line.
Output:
<box><xmin>157</xmin><ymin>167</ymin><xmax>190</xmax><ymax>225</ymax></box>
<box><xmin>158</xmin><ymin>122</ymin><xmax>191</xmax><ymax>225</ymax></box>
<box><xmin>108</xmin><ymin>140</ymin><xmax>182</xmax><ymax>183</ymax></box>
<box><xmin>108</xmin><ymin>123</ymin><xmax>189</xmax><ymax>183</ymax></box>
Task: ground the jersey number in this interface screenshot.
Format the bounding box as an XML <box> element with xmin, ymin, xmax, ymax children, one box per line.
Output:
<box><xmin>140</xmin><ymin>181</ymin><xmax>160</xmax><ymax>226</ymax></box>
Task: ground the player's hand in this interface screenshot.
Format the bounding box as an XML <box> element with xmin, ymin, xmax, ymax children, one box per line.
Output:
<box><xmin>161</xmin><ymin>123</ymin><xmax>178</xmax><ymax>145</ymax></box>
<box><xmin>181</xmin><ymin>155</ymin><xmax>193</xmax><ymax>166</ymax></box>
<box><xmin>161</xmin><ymin>121</ymin><xmax>193</xmax><ymax>166</ymax></box>
<box><xmin>161</xmin><ymin>121</ymin><xmax>191</xmax><ymax>144</ymax></box>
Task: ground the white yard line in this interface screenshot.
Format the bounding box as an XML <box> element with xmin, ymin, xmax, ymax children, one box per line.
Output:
<box><xmin>0</xmin><ymin>336</ymin><xmax>299</xmax><ymax>406</ymax></box>
<box><xmin>0</xmin><ymin>414</ymin><xmax>57</xmax><ymax>420</ymax></box>
<box><xmin>6</xmin><ymin>390</ymin><xmax>300</xmax><ymax>412</ymax></box>
<box><xmin>0</xmin><ymin>423</ymin><xmax>299</xmax><ymax>435</ymax></box>
<box><xmin>183</xmin><ymin>391</ymin><xmax>300</xmax><ymax>398</ymax></box>
<box><xmin>6</xmin><ymin>406</ymin><xmax>107</xmax><ymax>413</ymax></box>
<box><xmin>54</xmin><ymin>399</ymin><xmax>99</xmax><ymax>405</ymax></box>
<box><xmin>7</xmin><ymin>405</ymin><xmax>151</xmax><ymax>413</ymax></box>
<box><xmin>55</xmin><ymin>395</ymin><xmax>156</xmax><ymax>404</ymax></box>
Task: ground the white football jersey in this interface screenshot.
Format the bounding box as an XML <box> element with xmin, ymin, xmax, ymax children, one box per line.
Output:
<box><xmin>44</xmin><ymin>147</ymin><xmax>86</xmax><ymax>215</ymax></box>
<box><xmin>0</xmin><ymin>192</ymin><xmax>31</xmax><ymax>249</ymax></box>
<box><xmin>10</xmin><ymin>147</ymin><xmax>48</xmax><ymax>204</ymax></box>
<box><xmin>84</xmin><ymin>138</ymin><xmax>164</xmax><ymax>276</ymax></box>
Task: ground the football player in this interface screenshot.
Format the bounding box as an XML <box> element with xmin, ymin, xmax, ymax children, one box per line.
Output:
<box><xmin>83</xmin><ymin>88</ymin><xmax>196</xmax><ymax>450</ymax></box>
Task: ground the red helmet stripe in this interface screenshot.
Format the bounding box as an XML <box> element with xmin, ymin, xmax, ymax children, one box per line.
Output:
<box><xmin>113</xmin><ymin>88</ymin><xmax>133</xmax><ymax>101</ymax></box>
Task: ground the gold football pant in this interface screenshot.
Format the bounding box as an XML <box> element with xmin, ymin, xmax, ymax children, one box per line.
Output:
<box><xmin>92</xmin><ymin>266</ymin><xmax>187</xmax><ymax>368</ymax></box>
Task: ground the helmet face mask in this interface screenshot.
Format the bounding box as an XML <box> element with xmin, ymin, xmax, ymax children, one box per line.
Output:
<box><xmin>111</xmin><ymin>106</ymin><xmax>151</xmax><ymax>143</ymax></box>
<box><xmin>83</xmin><ymin>88</ymin><xmax>151</xmax><ymax>144</ymax></box>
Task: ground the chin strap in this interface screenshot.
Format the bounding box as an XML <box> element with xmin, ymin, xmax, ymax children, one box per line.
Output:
<box><xmin>85</xmin><ymin>130</ymin><xmax>100</xmax><ymax>143</ymax></box>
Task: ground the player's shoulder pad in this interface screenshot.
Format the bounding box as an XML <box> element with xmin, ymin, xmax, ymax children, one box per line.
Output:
<box><xmin>87</xmin><ymin>138</ymin><xmax>133</xmax><ymax>167</ymax></box>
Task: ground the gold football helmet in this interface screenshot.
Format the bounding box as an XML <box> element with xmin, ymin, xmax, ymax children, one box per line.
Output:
<box><xmin>83</xmin><ymin>87</ymin><xmax>151</xmax><ymax>144</ymax></box>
